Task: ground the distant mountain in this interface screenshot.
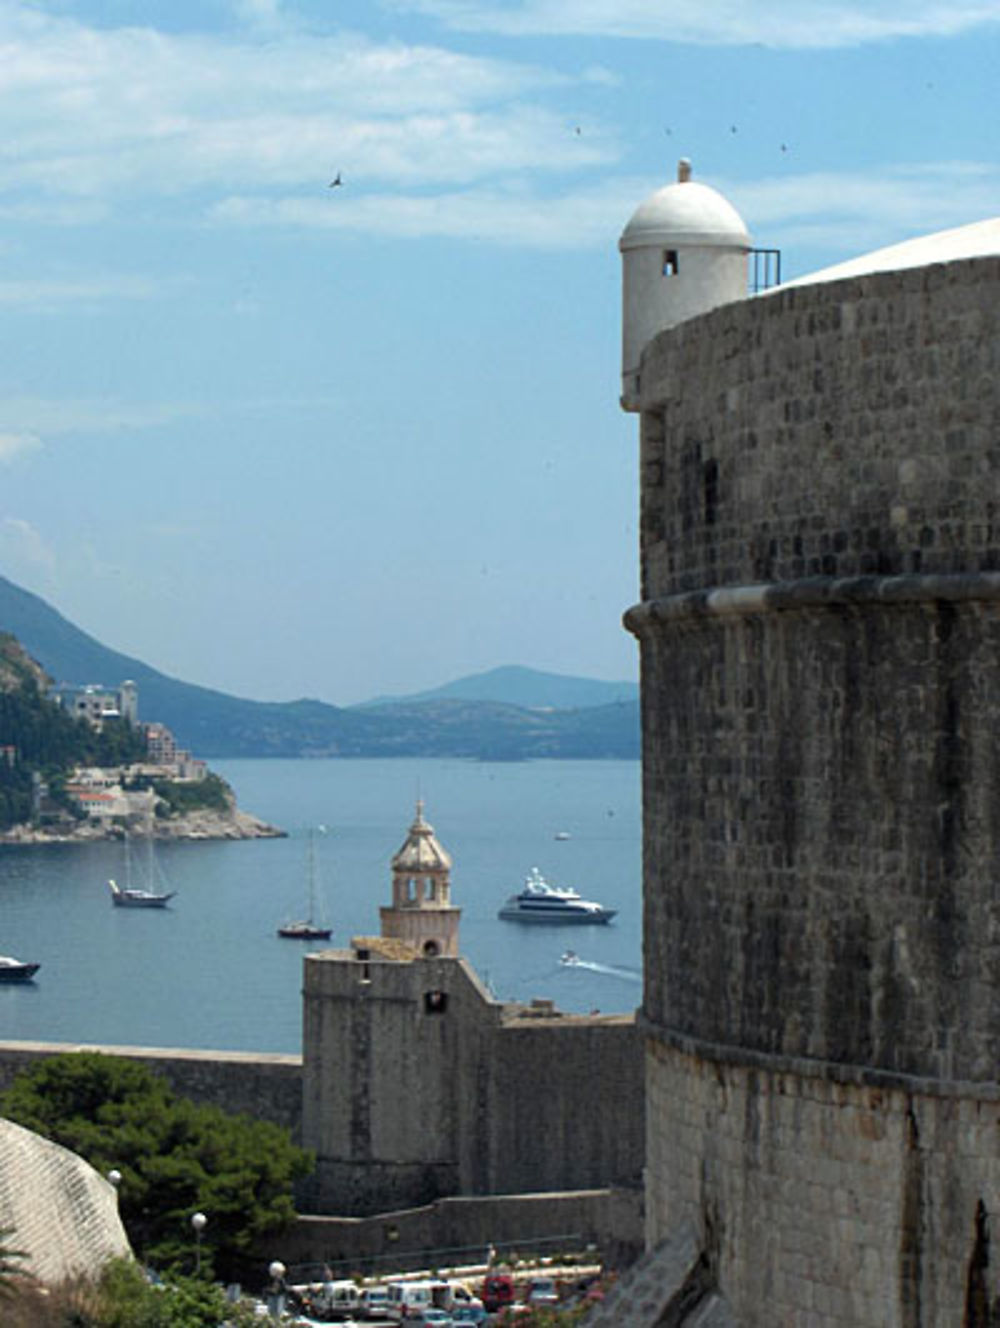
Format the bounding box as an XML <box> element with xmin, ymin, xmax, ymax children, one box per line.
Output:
<box><xmin>359</xmin><ymin>664</ymin><xmax>638</xmax><ymax>711</ymax></box>
<box><xmin>0</xmin><ymin>576</ymin><xmax>638</xmax><ymax>760</ymax></box>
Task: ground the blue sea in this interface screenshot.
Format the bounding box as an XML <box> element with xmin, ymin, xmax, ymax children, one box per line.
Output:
<box><xmin>0</xmin><ymin>759</ymin><xmax>641</xmax><ymax>1054</ymax></box>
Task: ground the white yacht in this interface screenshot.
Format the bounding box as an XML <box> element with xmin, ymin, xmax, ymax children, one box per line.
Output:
<box><xmin>498</xmin><ymin>867</ymin><xmax>616</xmax><ymax>924</ymax></box>
<box><xmin>0</xmin><ymin>955</ymin><xmax>40</xmax><ymax>982</ymax></box>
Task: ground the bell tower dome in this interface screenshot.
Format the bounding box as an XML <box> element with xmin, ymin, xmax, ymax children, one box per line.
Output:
<box><xmin>380</xmin><ymin>801</ymin><xmax>460</xmax><ymax>957</ymax></box>
<box><xmin>620</xmin><ymin>158</ymin><xmax>750</xmax><ymax>410</ymax></box>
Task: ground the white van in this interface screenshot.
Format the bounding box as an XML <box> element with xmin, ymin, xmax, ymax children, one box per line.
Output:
<box><xmin>311</xmin><ymin>1278</ymin><xmax>362</xmax><ymax>1320</ymax></box>
<box><xmin>385</xmin><ymin>1279</ymin><xmax>434</xmax><ymax>1321</ymax></box>
<box><xmin>358</xmin><ymin>1285</ymin><xmax>391</xmax><ymax>1319</ymax></box>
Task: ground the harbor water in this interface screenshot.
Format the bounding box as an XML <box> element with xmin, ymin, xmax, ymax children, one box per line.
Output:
<box><xmin>0</xmin><ymin>758</ymin><xmax>641</xmax><ymax>1054</ymax></box>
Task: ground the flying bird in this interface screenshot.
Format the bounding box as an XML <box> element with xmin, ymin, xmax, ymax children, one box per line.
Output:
<box><xmin>329</xmin><ymin>172</ymin><xmax>343</xmax><ymax>188</ymax></box>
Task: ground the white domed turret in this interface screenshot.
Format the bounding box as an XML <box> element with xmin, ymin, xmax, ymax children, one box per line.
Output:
<box><xmin>620</xmin><ymin>159</ymin><xmax>750</xmax><ymax>410</ymax></box>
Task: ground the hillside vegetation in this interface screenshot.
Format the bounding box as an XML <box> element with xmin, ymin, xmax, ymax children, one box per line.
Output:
<box><xmin>0</xmin><ymin>633</ymin><xmax>146</xmax><ymax>830</ymax></box>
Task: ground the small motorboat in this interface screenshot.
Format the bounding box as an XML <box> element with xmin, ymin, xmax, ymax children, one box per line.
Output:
<box><xmin>498</xmin><ymin>868</ymin><xmax>616</xmax><ymax>924</ymax></box>
<box><xmin>554</xmin><ymin>831</ymin><xmax>571</xmax><ymax>841</ymax></box>
<box><xmin>0</xmin><ymin>955</ymin><xmax>40</xmax><ymax>983</ymax></box>
<box><xmin>560</xmin><ymin>950</ymin><xmax>580</xmax><ymax>966</ymax></box>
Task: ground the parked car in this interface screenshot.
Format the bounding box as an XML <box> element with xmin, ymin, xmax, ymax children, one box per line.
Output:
<box><xmin>358</xmin><ymin>1285</ymin><xmax>391</xmax><ymax>1320</ymax></box>
<box><xmin>524</xmin><ymin>1277</ymin><xmax>559</xmax><ymax>1306</ymax></box>
<box><xmin>450</xmin><ymin>1305</ymin><xmax>487</xmax><ymax>1323</ymax></box>
<box><xmin>403</xmin><ymin>1312</ymin><xmax>453</xmax><ymax>1327</ymax></box>
<box><xmin>446</xmin><ymin>1283</ymin><xmax>483</xmax><ymax>1312</ymax></box>
<box><xmin>480</xmin><ymin>1273</ymin><xmax>515</xmax><ymax>1314</ymax></box>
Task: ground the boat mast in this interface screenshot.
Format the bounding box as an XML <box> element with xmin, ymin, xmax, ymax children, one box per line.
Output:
<box><xmin>307</xmin><ymin>828</ymin><xmax>317</xmax><ymax>924</ymax></box>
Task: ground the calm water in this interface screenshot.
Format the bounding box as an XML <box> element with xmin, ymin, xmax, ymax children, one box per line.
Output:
<box><xmin>0</xmin><ymin>759</ymin><xmax>641</xmax><ymax>1054</ymax></box>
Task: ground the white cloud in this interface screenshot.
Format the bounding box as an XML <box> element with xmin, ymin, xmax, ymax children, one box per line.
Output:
<box><xmin>230</xmin><ymin>0</ymin><xmax>285</xmax><ymax>28</ymax></box>
<box><xmin>0</xmin><ymin>518</ymin><xmax>56</xmax><ymax>573</ymax></box>
<box><xmin>210</xmin><ymin>178</ymin><xmax>638</xmax><ymax>247</ymax></box>
<box><xmin>0</xmin><ymin>275</ymin><xmax>161</xmax><ymax>310</ymax></box>
<box><xmin>0</xmin><ymin>3</ymin><xmax>574</xmax><ymax>205</ymax></box>
<box><xmin>726</xmin><ymin>161</ymin><xmax>1000</xmax><ymax>259</ymax></box>
<box><xmin>0</xmin><ymin>433</ymin><xmax>42</xmax><ymax>464</ymax></box>
<box><xmin>0</xmin><ymin>392</ymin><xmax>344</xmax><ymax>440</ymax></box>
<box><xmin>390</xmin><ymin>0</ymin><xmax>1000</xmax><ymax>48</ymax></box>
<box><xmin>0</xmin><ymin>396</ymin><xmax>198</xmax><ymax>437</ymax></box>
<box><xmin>209</xmin><ymin>159</ymin><xmax>1000</xmax><ymax>257</ymax></box>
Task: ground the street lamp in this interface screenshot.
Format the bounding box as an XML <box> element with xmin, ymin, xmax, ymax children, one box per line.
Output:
<box><xmin>107</xmin><ymin>1169</ymin><xmax>122</xmax><ymax>1195</ymax></box>
<box><xmin>267</xmin><ymin>1260</ymin><xmax>287</xmax><ymax>1320</ymax></box>
<box><xmin>191</xmin><ymin>1211</ymin><xmax>207</xmax><ymax>1276</ymax></box>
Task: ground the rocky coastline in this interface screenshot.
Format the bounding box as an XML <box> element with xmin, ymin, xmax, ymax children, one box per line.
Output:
<box><xmin>0</xmin><ymin>806</ymin><xmax>285</xmax><ymax>846</ymax></box>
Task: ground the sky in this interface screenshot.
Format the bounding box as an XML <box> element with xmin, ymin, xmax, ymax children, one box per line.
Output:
<box><xmin>3</xmin><ymin>2</ymin><xmax>1000</xmax><ymax>705</ymax></box>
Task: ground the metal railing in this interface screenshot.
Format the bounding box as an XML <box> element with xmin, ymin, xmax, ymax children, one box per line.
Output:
<box><xmin>285</xmin><ymin>1231</ymin><xmax>590</xmax><ymax>1283</ymax></box>
<box><xmin>750</xmin><ymin>248</ymin><xmax>782</xmax><ymax>293</ymax></box>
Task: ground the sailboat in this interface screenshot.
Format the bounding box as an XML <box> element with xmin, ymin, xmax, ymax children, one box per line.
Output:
<box><xmin>108</xmin><ymin>832</ymin><xmax>176</xmax><ymax>908</ymax></box>
<box><xmin>278</xmin><ymin>827</ymin><xmax>332</xmax><ymax>940</ymax></box>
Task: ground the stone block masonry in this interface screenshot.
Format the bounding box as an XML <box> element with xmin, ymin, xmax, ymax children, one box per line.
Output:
<box><xmin>628</xmin><ymin>253</ymin><xmax>1000</xmax><ymax>1323</ymax></box>
<box><xmin>301</xmin><ymin>952</ymin><xmax>644</xmax><ymax>1217</ymax></box>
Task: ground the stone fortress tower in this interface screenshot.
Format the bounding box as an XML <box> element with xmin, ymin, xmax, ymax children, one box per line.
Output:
<box><xmin>301</xmin><ymin>802</ymin><xmax>643</xmax><ymax>1220</ymax></box>
<box><xmin>380</xmin><ymin>799</ymin><xmax>460</xmax><ymax>957</ymax></box>
<box><xmin>619</xmin><ymin>161</ymin><xmax>1000</xmax><ymax>1323</ymax></box>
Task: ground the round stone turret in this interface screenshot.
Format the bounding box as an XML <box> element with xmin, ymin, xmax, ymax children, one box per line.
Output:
<box><xmin>380</xmin><ymin>801</ymin><xmax>460</xmax><ymax>957</ymax></box>
<box><xmin>619</xmin><ymin>158</ymin><xmax>750</xmax><ymax>410</ymax></box>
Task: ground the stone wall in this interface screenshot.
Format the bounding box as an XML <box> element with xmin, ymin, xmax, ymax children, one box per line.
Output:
<box><xmin>0</xmin><ymin>1117</ymin><xmax>131</xmax><ymax>1287</ymax></box>
<box><xmin>302</xmin><ymin>952</ymin><xmax>644</xmax><ymax>1217</ymax></box>
<box><xmin>0</xmin><ymin>1040</ymin><xmax>303</xmax><ymax>1137</ymax></box>
<box><xmin>646</xmin><ymin>1037</ymin><xmax>1000</xmax><ymax>1327</ymax></box>
<box><xmin>628</xmin><ymin>254</ymin><xmax>1000</xmax><ymax>1323</ymax></box>
<box><xmin>636</xmin><ymin>256</ymin><xmax>1000</xmax><ymax>602</ymax></box>
<box><xmin>279</xmin><ymin>1187</ymin><xmax>642</xmax><ymax>1276</ymax></box>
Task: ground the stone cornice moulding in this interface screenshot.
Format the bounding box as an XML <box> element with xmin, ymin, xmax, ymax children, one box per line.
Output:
<box><xmin>624</xmin><ymin>570</ymin><xmax>1000</xmax><ymax>637</ymax></box>
<box><xmin>639</xmin><ymin>1013</ymin><xmax>1000</xmax><ymax>1103</ymax></box>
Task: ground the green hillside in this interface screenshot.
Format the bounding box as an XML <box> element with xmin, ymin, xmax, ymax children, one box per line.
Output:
<box><xmin>0</xmin><ymin>633</ymin><xmax>146</xmax><ymax>829</ymax></box>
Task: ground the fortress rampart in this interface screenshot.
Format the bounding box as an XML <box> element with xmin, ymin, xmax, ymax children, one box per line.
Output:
<box><xmin>628</xmin><ymin>255</ymin><xmax>1000</xmax><ymax>1323</ymax></box>
<box><xmin>302</xmin><ymin>951</ymin><xmax>644</xmax><ymax>1217</ymax></box>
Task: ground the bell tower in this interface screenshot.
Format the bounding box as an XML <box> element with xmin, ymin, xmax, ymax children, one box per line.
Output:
<box><xmin>380</xmin><ymin>801</ymin><xmax>460</xmax><ymax>957</ymax></box>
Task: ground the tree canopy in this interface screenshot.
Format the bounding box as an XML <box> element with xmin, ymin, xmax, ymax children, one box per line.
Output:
<box><xmin>0</xmin><ymin>1053</ymin><xmax>312</xmax><ymax>1281</ymax></box>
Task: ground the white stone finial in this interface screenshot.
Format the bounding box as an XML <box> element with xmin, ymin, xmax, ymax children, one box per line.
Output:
<box><xmin>678</xmin><ymin>158</ymin><xmax>692</xmax><ymax>183</ymax></box>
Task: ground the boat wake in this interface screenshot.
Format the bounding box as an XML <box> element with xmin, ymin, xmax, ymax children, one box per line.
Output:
<box><xmin>559</xmin><ymin>952</ymin><xmax>641</xmax><ymax>983</ymax></box>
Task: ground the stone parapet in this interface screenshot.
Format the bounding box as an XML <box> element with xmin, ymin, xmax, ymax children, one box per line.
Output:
<box><xmin>636</xmin><ymin>254</ymin><xmax>1000</xmax><ymax>603</ymax></box>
